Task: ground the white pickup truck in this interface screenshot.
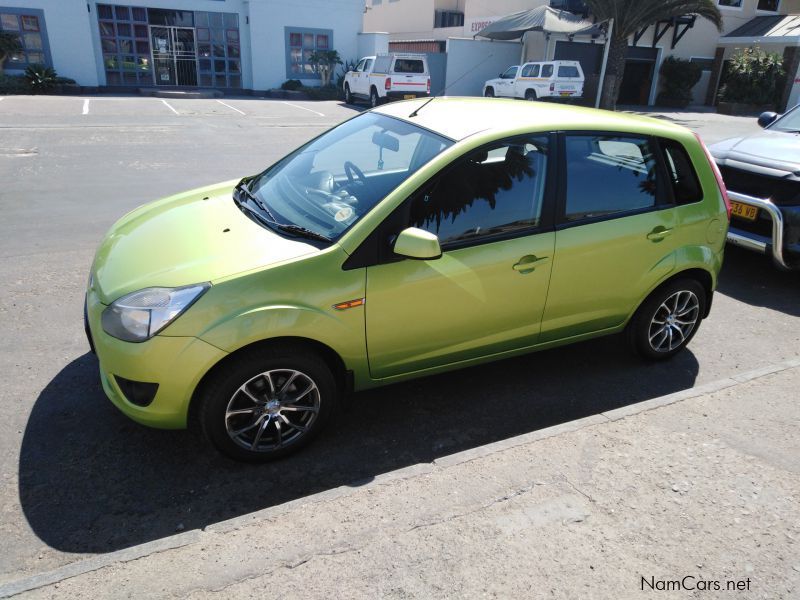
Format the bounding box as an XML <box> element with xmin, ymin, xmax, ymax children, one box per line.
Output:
<box><xmin>344</xmin><ymin>53</ymin><xmax>431</xmax><ymax>108</ymax></box>
<box><xmin>483</xmin><ymin>60</ymin><xmax>585</xmax><ymax>100</ymax></box>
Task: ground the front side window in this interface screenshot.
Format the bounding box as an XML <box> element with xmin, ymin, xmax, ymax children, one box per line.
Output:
<box><xmin>564</xmin><ymin>135</ymin><xmax>658</xmax><ymax>222</ymax></box>
<box><xmin>501</xmin><ymin>66</ymin><xmax>518</xmax><ymax>79</ymax></box>
<box><xmin>409</xmin><ymin>136</ymin><xmax>550</xmax><ymax>247</ymax></box>
<box><xmin>249</xmin><ymin>113</ymin><xmax>453</xmax><ymax>241</ymax></box>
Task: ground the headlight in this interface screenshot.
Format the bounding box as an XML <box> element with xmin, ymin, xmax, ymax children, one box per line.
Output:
<box><xmin>101</xmin><ymin>283</ymin><xmax>210</xmax><ymax>342</ymax></box>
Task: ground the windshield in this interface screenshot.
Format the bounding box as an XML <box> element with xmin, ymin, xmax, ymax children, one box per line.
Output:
<box><xmin>247</xmin><ymin>113</ymin><xmax>453</xmax><ymax>241</ymax></box>
<box><xmin>770</xmin><ymin>105</ymin><xmax>800</xmax><ymax>132</ymax></box>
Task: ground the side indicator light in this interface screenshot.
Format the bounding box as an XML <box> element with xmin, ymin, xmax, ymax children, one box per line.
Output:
<box><xmin>333</xmin><ymin>298</ymin><xmax>366</xmax><ymax>311</ymax></box>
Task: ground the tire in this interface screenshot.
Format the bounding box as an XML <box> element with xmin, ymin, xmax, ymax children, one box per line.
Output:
<box><xmin>344</xmin><ymin>84</ymin><xmax>353</xmax><ymax>105</ymax></box>
<box><xmin>197</xmin><ymin>345</ymin><xmax>339</xmax><ymax>462</ymax></box>
<box><xmin>525</xmin><ymin>89</ymin><xmax>537</xmax><ymax>101</ymax></box>
<box><xmin>627</xmin><ymin>279</ymin><xmax>706</xmax><ymax>361</ymax></box>
<box><xmin>484</xmin><ymin>87</ymin><xmax>495</xmax><ymax>98</ymax></box>
<box><xmin>369</xmin><ymin>87</ymin><xmax>380</xmax><ymax>108</ymax></box>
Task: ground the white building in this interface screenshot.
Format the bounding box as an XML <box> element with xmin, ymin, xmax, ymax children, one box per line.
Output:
<box><xmin>0</xmin><ymin>0</ymin><xmax>365</xmax><ymax>91</ymax></box>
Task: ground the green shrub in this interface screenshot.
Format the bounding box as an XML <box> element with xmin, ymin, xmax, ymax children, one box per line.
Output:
<box><xmin>718</xmin><ymin>47</ymin><xmax>785</xmax><ymax>107</ymax></box>
<box><xmin>656</xmin><ymin>57</ymin><xmax>702</xmax><ymax>108</ymax></box>
<box><xmin>25</xmin><ymin>64</ymin><xmax>59</xmax><ymax>93</ymax></box>
<box><xmin>336</xmin><ymin>59</ymin><xmax>358</xmax><ymax>89</ymax></box>
<box><xmin>280</xmin><ymin>79</ymin><xmax>303</xmax><ymax>91</ymax></box>
<box><xmin>0</xmin><ymin>73</ymin><xmax>29</xmax><ymax>94</ymax></box>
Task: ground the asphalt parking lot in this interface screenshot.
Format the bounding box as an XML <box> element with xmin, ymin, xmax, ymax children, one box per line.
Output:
<box><xmin>0</xmin><ymin>95</ymin><xmax>796</xmax><ymax>584</ymax></box>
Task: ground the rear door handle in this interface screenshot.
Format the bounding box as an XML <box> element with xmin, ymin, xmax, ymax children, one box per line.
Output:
<box><xmin>513</xmin><ymin>255</ymin><xmax>549</xmax><ymax>274</ymax></box>
<box><xmin>646</xmin><ymin>227</ymin><xmax>672</xmax><ymax>242</ymax></box>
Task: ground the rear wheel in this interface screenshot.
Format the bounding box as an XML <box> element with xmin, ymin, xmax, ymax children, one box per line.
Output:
<box><xmin>369</xmin><ymin>87</ymin><xmax>380</xmax><ymax>108</ymax></box>
<box><xmin>197</xmin><ymin>346</ymin><xmax>338</xmax><ymax>461</ymax></box>
<box><xmin>344</xmin><ymin>84</ymin><xmax>353</xmax><ymax>104</ymax></box>
<box><xmin>484</xmin><ymin>87</ymin><xmax>495</xmax><ymax>98</ymax></box>
<box><xmin>627</xmin><ymin>279</ymin><xmax>706</xmax><ymax>360</ymax></box>
<box><xmin>524</xmin><ymin>89</ymin><xmax>537</xmax><ymax>101</ymax></box>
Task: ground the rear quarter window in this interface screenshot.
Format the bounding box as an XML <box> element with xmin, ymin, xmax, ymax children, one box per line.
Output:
<box><xmin>660</xmin><ymin>139</ymin><xmax>703</xmax><ymax>205</ymax></box>
<box><xmin>393</xmin><ymin>59</ymin><xmax>425</xmax><ymax>74</ymax></box>
<box><xmin>558</xmin><ymin>66</ymin><xmax>580</xmax><ymax>77</ymax></box>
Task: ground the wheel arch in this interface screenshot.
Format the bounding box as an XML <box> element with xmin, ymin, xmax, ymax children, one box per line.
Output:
<box><xmin>630</xmin><ymin>267</ymin><xmax>715</xmax><ymax>326</ymax></box>
<box><xmin>188</xmin><ymin>336</ymin><xmax>350</xmax><ymax>432</ymax></box>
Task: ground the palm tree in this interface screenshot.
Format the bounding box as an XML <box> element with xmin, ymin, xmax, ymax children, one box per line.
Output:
<box><xmin>584</xmin><ymin>0</ymin><xmax>722</xmax><ymax>109</ymax></box>
<box><xmin>0</xmin><ymin>32</ymin><xmax>23</xmax><ymax>75</ymax></box>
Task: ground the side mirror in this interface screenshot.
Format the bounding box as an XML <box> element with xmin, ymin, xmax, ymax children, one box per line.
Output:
<box><xmin>393</xmin><ymin>227</ymin><xmax>442</xmax><ymax>260</ymax></box>
<box><xmin>757</xmin><ymin>111</ymin><xmax>778</xmax><ymax>128</ymax></box>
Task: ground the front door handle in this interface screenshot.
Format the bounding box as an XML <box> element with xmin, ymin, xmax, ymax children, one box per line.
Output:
<box><xmin>646</xmin><ymin>226</ymin><xmax>673</xmax><ymax>242</ymax></box>
<box><xmin>513</xmin><ymin>255</ymin><xmax>548</xmax><ymax>274</ymax></box>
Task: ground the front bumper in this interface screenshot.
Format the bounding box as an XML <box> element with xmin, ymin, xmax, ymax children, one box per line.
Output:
<box><xmin>726</xmin><ymin>191</ymin><xmax>800</xmax><ymax>270</ymax></box>
<box><xmin>85</xmin><ymin>287</ymin><xmax>227</xmax><ymax>429</ymax></box>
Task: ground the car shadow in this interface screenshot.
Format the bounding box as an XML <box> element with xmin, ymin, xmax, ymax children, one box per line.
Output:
<box><xmin>19</xmin><ymin>337</ymin><xmax>698</xmax><ymax>555</ymax></box>
<box><xmin>717</xmin><ymin>245</ymin><xmax>800</xmax><ymax>317</ymax></box>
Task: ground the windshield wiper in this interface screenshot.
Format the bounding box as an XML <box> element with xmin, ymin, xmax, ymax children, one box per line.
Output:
<box><xmin>234</xmin><ymin>178</ymin><xmax>278</xmax><ymax>222</ymax></box>
<box><xmin>273</xmin><ymin>223</ymin><xmax>332</xmax><ymax>243</ymax></box>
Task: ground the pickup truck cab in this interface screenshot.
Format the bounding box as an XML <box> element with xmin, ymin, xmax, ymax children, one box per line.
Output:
<box><xmin>484</xmin><ymin>60</ymin><xmax>585</xmax><ymax>100</ymax></box>
<box><xmin>344</xmin><ymin>53</ymin><xmax>431</xmax><ymax>108</ymax></box>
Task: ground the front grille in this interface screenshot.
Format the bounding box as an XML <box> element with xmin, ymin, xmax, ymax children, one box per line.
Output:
<box><xmin>719</xmin><ymin>165</ymin><xmax>800</xmax><ymax>206</ymax></box>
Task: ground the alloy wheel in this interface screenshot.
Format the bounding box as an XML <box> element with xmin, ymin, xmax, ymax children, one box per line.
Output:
<box><xmin>648</xmin><ymin>290</ymin><xmax>700</xmax><ymax>353</ymax></box>
<box><xmin>224</xmin><ymin>369</ymin><xmax>320</xmax><ymax>452</ymax></box>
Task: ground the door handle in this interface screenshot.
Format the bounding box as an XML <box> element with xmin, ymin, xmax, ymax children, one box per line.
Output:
<box><xmin>513</xmin><ymin>255</ymin><xmax>548</xmax><ymax>274</ymax></box>
<box><xmin>646</xmin><ymin>226</ymin><xmax>672</xmax><ymax>242</ymax></box>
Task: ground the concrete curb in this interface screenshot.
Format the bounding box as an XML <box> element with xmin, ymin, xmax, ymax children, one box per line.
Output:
<box><xmin>2</xmin><ymin>357</ymin><xmax>798</xmax><ymax>598</ymax></box>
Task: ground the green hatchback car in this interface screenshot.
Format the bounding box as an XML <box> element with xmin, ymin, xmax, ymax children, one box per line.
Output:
<box><xmin>85</xmin><ymin>98</ymin><xmax>730</xmax><ymax>461</ymax></box>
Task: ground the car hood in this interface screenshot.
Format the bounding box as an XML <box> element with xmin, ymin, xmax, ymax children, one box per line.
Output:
<box><xmin>709</xmin><ymin>130</ymin><xmax>800</xmax><ymax>174</ymax></box>
<box><xmin>92</xmin><ymin>180</ymin><xmax>318</xmax><ymax>303</ymax></box>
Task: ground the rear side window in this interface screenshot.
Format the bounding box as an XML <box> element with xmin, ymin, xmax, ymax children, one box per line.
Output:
<box><xmin>660</xmin><ymin>139</ymin><xmax>703</xmax><ymax>205</ymax></box>
<box><xmin>541</xmin><ymin>64</ymin><xmax>554</xmax><ymax>77</ymax></box>
<box><xmin>521</xmin><ymin>64</ymin><xmax>540</xmax><ymax>77</ymax></box>
<box><xmin>558</xmin><ymin>65</ymin><xmax>580</xmax><ymax>77</ymax></box>
<box><xmin>564</xmin><ymin>135</ymin><xmax>658</xmax><ymax>222</ymax></box>
<box><xmin>410</xmin><ymin>136</ymin><xmax>550</xmax><ymax>246</ymax></box>
<box><xmin>394</xmin><ymin>59</ymin><xmax>424</xmax><ymax>74</ymax></box>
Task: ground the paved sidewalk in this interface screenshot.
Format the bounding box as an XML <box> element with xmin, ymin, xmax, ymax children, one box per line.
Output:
<box><xmin>4</xmin><ymin>360</ymin><xmax>799</xmax><ymax>599</ymax></box>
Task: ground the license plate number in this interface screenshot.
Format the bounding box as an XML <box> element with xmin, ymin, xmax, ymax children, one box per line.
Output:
<box><xmin>731</xmin><ymin>201</ymin><xmax>758</xmax><ymax>221</ymax></box>
<box><xmin>403</xmin><ymin>94</ymin><xmax>415</xmax><ymax>100</ymax></box>
<box><xmin>560</xmin><ymin>91</ymin><xmax>573</xmax><ymax>96</ymax></box>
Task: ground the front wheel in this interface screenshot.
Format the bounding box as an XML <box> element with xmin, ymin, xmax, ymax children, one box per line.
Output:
<box><xmin>197</xmin><ymin>347</ymin><xmax>338</xmax><ymax>461</ymax></box>
<box><xmin>627</xmin><ymin>279</ymin><xmax>706</xmax><ymax>360</ymax></box>
<box><xmin>484</xmin><ymin>87</ymin><xmax>495</xmax><ymax>98</ymax></box>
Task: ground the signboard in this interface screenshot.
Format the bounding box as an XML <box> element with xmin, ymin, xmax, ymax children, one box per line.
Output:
<box><xmin>465</xmin><ymin>16</ymin><xmax>503</xmax><ymax>37</ymax></box>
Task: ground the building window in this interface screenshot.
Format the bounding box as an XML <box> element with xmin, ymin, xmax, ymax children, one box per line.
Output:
<box><xmin>0</xmin><ymin>8</ymin><xmax>50</xmax><ymax>68</ymax></box>
<box><xmin>434</xmin><ymin>11</ymin><xmax>464</xmax><ymax>28</ymax></box>
<box><xmin>97</xmin><ymin>4</ymin><xmax>152</xmax><ymax>85</ymax></box>
<box><xmin>196</xmin><ymin>11</ymin><xmax>241</xmax><ymax>88</ymax></box>
<box><xmin>285</xmin><ymin>27</ymin><xmax>333</xmax><ymax>80</ymax></box>
<box><xmin>717</xmin><ymin>0</ymin><xmax>743</xmax><ymax>7</ymax></box>
<box><xmin>757</xmin><ymin>0</ymin><xmax>779</xmax><ymax>10</ymax></box>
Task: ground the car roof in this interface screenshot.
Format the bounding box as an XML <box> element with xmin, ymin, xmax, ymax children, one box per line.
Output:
<box><xmin>373</xmin><ymin>97</ymin><xmax>688</xmax><ymax>142</ymax></box>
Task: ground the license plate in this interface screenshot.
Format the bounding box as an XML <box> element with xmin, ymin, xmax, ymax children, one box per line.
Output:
<box><xmin>731</xmin><ymin>200</ymin><xmax>758</xmax><ymax>221</ymax></box>
<box><xmin>403</xmin><ymin>94</ymin><xmax>415</xmax><ymax>100</ymax></box>
<box><xmin>560</xmin><ymin>91</ymin><xmax>573</xmax><ymax>96</ymax></box>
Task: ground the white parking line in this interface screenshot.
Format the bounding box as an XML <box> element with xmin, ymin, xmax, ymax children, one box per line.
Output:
<box><xmin>82</xmin><ymin>99</ymin><xmax>90</xmax><ymax>115</ymax></box>
<box><xmin>282</xmin><ymin>101</ymin><xmax>324</xmax><ymax>117</ymax></box>
<box><xmin>216</xmin><ymin>99</ymin><xmax>245</xmax><ymax>115</ymax></box>
<box><xmin>161</xmin><ymin>99</ymin><xmax>179</xmax><ymax>115</ymax></box>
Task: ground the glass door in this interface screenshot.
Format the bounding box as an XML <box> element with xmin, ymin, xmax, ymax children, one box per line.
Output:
<box><xmin>150</xmin><ymin>26</ymin><xmax>198</xmax><ymax>86</ymax></box>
